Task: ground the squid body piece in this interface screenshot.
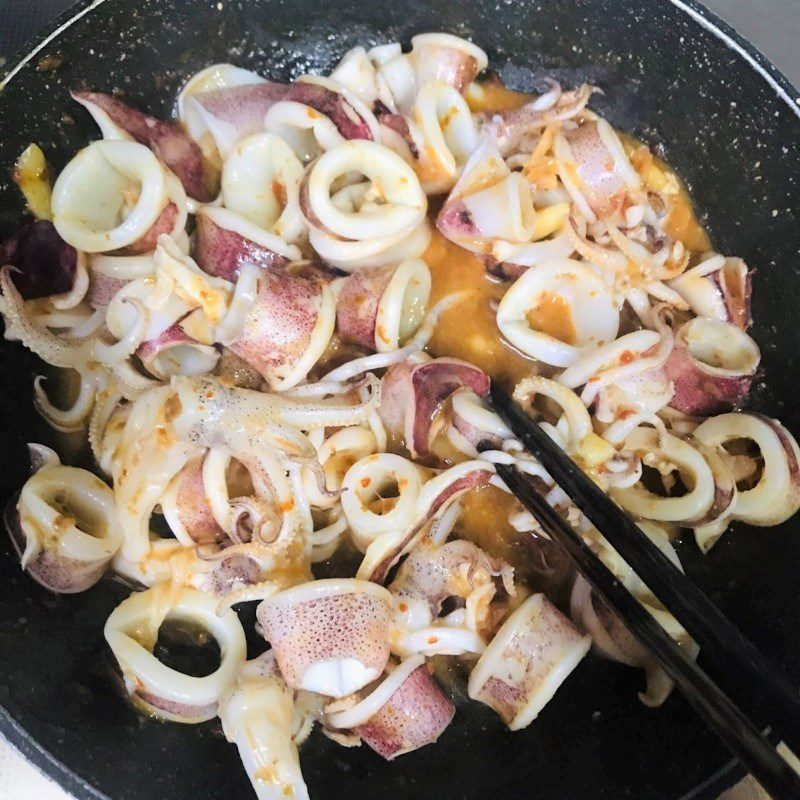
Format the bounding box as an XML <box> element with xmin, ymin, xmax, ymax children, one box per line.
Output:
<box><xmin>326</xmin><ymin>654</ymin><xmax>454</xmax><ymax>759</ymax></box>
<box><xmin>104</xmin><ymin>584</ymin><xmax>247</xmax><ymax>722</ymax></box>
<box><xmin>7</xmin><ymin>459</ymin><xmax>121</xmax><ymax>593</ymax></box>
<box><xmin>257</xmin><ymin>578</ymin><xmax>392</xmax><ymax>698</ymax></box>
<box><xmin>468</xmin><ymin>593</ymin><xmax>590</xmax><ymax>730</ymax></box>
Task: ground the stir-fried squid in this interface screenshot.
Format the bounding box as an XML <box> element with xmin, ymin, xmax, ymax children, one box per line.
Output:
<box><xmin>2</xmin><ymin>31</ymin><xmax>798</xmax><ymax>800</ymax></box>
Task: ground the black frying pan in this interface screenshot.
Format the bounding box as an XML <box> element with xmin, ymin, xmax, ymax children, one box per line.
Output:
<box><xmin>1</xmin><ymin>1</ymin><xmax>799</xmax><ymax>799</ymax></box>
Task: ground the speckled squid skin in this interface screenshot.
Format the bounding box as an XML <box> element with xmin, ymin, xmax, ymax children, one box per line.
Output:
<box><xmin>257</xmin><ymin>583</ymin><xmax>392</xmax><ymax>694</ymax></box>
<box><xmin>470</xmin><ymin>594</ymin><xmax>589</xmax><ymax>730</ymax></box>
<box><xmin>192</xmin><ymin>212</ymin><xmax>291</xmax><ymax>280</ymax></box>
<box><xmin>564</xmin><ymin>121</ymin><xmax>629</xmax><ymax>215</ymax></box>
<box><xmin>228</xmin><ymin>268</ymin><xmax>327</xmax><ymax>388</ymax></box>
<box><xmin>356</xmin><ymin>664</ymin><xmax>455</xmax><ymax>759</ymax></box>
<box><xmin>336</xmin><ymin>265</ymin><xmax>396</xmax><ymax>350</ymax></box>
<box><xmin>380</xmin><ymin>357</ymin><xmax>490</xmax><ymax>460</ymax></box>
<box><xmin>6</xmin><ymin>502</ymin><xmax>109</xmax><ymax>593</ymax></box>
<box><xmin>190</xmin><ymin>81</ymin><xmax>289</xmax><ymax>138</ymax></box>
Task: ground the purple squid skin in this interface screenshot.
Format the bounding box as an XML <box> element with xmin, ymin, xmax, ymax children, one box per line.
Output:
<box><xmin>356</xmin><ymin>664</ymin><xmax>455</xmax><ymax>760</ymax></box>
<box><xmin>0</xmin><ymin>219</ymin><xmax>77</xmax><ymax>299</ymax></box>
<box><xmin>663</xmin><ymin>340</ymin><xmax>754</xmax><ymax>416</ymax></box>
<box><xmin>72</xmin><ymin>90</ymin><xmax>213</xmax><ymax>201</ymax></box>
<box><xmin>227</xmin><ymin>266</ymin><xmax>327</xmax><ymax>387</ymax></box>
<box><xmin>380</xmin><ymin>357</ymin><xmax>490</xmax><ymax>460</ymax></box>
<box><xmin>284</xmin><ymin>82</ymin><xmax>373</xmax><ymax>141</ymax></box>
<box><xmin>4</xmin><ymin>500</ymin><xmax>109</xmax><ymax>594</ymax></box>
<box><xmin>335</xmin><ymin>265</ymin><xmax>396</xmax><ymax>351</ymax></box>
<box><xmin>191</xmin><ymin>81</ymin><xmax>289</xmax><ymax>140</ymax></box>
<box><xmin>162</xmin><ymin>457</ymin><xmax>224</xmax><ymax>545</ymax></box>
<box><xmin>192</xmin><ymin>212</ymin><xmax>290</xmax><ymax>280</ymax></box>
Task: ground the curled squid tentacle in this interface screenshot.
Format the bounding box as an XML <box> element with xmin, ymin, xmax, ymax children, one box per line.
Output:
<box><xmin>89</xmin><ymin>378</ymin><xmax>126</xmax><ymax>463</ymax></box>
<box><xmin>0</xmin><ymin>266</ymin><xmax>94</xmax><ymax>369</ymax></box>
<box><xmin>49</xmin><ymin>254</ymin><xmax>90</xmax><ymax>310</ymax></box>
<box><xmin>94</xmin><ymin>298</ymin><xmax>150</xmax><ymax>365</ymax></box>
<box><xmin>114</xmin><ymin>385</ymin><xmax>202</xmax><ymax>562</ymax></box>
<box><xmin>33</xmin><ymin>370</ymin><xmax>98</xmax><ymax>432</ymax></box>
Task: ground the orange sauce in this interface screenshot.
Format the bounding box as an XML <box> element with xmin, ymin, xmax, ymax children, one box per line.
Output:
<box><xmin>423</xmin><ymin>81</ymin><xmax>713</xmax><ymax>571</ymax></box>
<box><xmin>467</xmin><ymin>81</ymin><xmax>532</xmax><ymax>113</ymax></box>
<box><xmin>423</xmin><ymin>230</ymin><xmax>536</xmax><ymax>387</ymax></box>
<box><xmin>623</xmin><ymin>135</ymin><xmax>711</xmax><ymax>253</ymax></box>
<box><xmin>457</xmin><ymin>485</ymin><xmax>524</xmax><ymax>566</ymax></box>
<box><xmin>525</xmin><ymin>291</ymin><xmax>576</xmax><ymax>344</ymax></box>
<box><xmin>664</xmin><ymin>196</ymin><xmax>711</xmax><ymax>253</ymax></box>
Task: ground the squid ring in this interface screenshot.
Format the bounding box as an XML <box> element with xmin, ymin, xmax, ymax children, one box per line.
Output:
<box><xmin>341</xmin><ymin>453</ymin><xmax>424</xmax><ymax>552</ymax></box>
<box><xmin>326</xmin><ymin>654</ymin><xmax>426</xmax><ymax>729</ymax></box>
<box><xmin>305</xmin><ymin>141</ymin><xmax>427</xmax><ymax>241</ymax></box>
<box><xmin>257</xmin><ymin>578</ymin><xmax>392</xmax><ymax>697</ymax></box>
<box><xmin>496</xmin><ymin>258</ymin><xmax>619</xmax><ymax>367</ymax></box>
<box><xmin>301</xmin><ymin>426</ymin><xmax>378</xmax><ymax>509</ymax></box>
<box><xmin>611</xmin><ymin>427</ymin><xmax>715</xmax><ymax>523</ymax></box>
<box><xmin>221</xmin><ymin>132</ymin><xmax>305</xmax><ymax>242</ymax></box>
<box><xmin>10</xmin><ymin>462</ymin><xmax>121</xmax><ymax>593</ymax></box>
<box><xmin>513</xmin><ymin>376</ymin><xmax>593</xmax><ymax>453</ymax></box>
<box><xmin>693</xmin><ymin>413</ymin><xmax>800</xmax><ymax>526</ymax></box>
<box><xmin>104</xmin><ymin>585</ymin><xmax>247</xmax><ymax>723</ymax></box>
<box><xmin>468</xmin><ymin>593</ymin><xmax>590</xmax><ymax>730</ymax></box>
<box><xmin>52</xmin><ymin>140</ymin><xmax>185</xmax><ymax>253</ymax></box>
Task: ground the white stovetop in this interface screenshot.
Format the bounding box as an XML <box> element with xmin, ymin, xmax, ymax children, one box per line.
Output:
<box><xmin>0</xmin><ymin>733</ymin><xmax>72</xmax><ymax>800</ymax></box>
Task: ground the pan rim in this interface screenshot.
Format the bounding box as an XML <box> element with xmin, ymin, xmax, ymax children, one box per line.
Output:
<box><xmin>0</xmin><ymin>1</ymin><xmax>793</xmax><ymax>798</ymax></box>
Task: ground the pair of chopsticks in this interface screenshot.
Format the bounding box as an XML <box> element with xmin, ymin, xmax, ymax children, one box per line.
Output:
<box><xmin>489</xmin><ymin>385</ymin><xmax>800</xmax><ymax>800</ymax></box>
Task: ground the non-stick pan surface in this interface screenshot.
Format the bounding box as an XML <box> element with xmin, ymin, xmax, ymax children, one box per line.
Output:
<box><xmin>0</xmin><ymin>1</ymin><xmax>799</xmax><ymax>798</ymax></box>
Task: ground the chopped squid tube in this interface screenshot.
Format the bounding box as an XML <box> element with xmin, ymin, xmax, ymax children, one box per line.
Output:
<box><xmin>226</xmin><ymin>266</ymin><xmax>335</xmax><ymax>391</ymax></box>
<box><xmin>7</xmin><ymin>464</ymin><xmax>121</xmax><ymax>593</ymax></box>
<box><xmin>104</xmin><ymin>585</ymin><xmax>247</xmax><ymax>721</ymax></box>
<box><xmin>496</xmin><ymin>258</ymin><xmax>619</xmax><ymax>367</ymax></box>
<box><xmin>341</xmin><ymin>454</ymin><xmax>423</xmax><ymax>552</ymax></box>
<box><xmin>379</xmin><ymin>356</ymin><xmax>490</xmax><ymax>459</ymax></box>
<box><xmin>693</xmin><ymin>413</ymin><xmax>800</xmax><ymax>526</ymax></box>
<box><xmin>193</xmin><ymin>206</ymin><xmax>301</xmax><ymax>280</ymax></box>
<box><xmin>257</xmin><ymin>579</ymin><xmax>392</xmax><ymax>697</ymax></box>
<box><xmin>468</xmin><ymin>593</ymin><xmax>590</xmax><ymax>730</ymax></box>
<box><xmin>335</xmin><ymin>259</ymin><xmax>431</xmax><ymax>353</ymax></box>
<box><xmin>52</xmin><ymin>140</ymin><xmax>186</xmax><ymax>253</ymax></box>
<box><xmin>71</xmin><ymin>90</ymin><xmax>211</xmax><ymax>201</ymax></box>
<box><xmin>221</xmin><ymin>133</ymin><xmax>305</xmax><ymax>242</ymax></box>
<box><xmin>664</xmin><ymin>318</ymin><xmax>759</xmax><ymax>415</ymax></box>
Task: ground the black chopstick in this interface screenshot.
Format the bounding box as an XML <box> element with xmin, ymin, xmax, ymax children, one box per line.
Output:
<box><xmin>497</xmin><ymin>464</ymin><xmax>800</xmax><ymax>800</ymax></box>
<box><xmin>490</xmin><ymin>384</ymin><xmax>800</xmax><ymax>756</ymax></box>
